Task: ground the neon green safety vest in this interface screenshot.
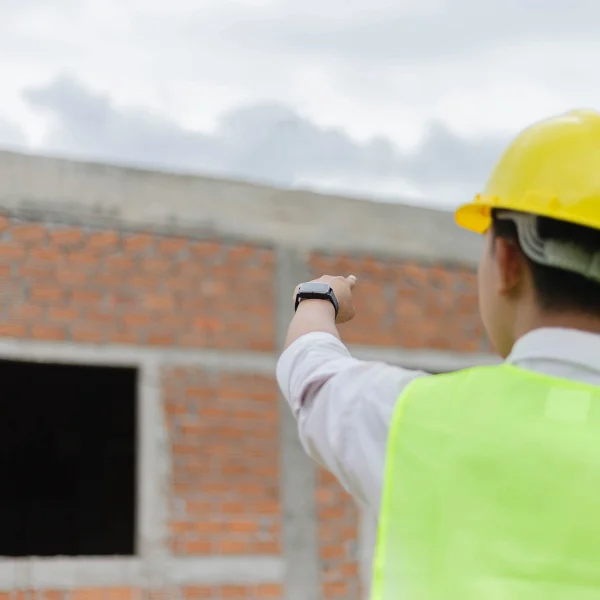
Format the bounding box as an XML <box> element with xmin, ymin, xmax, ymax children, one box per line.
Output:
<box><xmin>372</xmin><ymin>364</ymin><xmax>600</xmax><ymax>600</ymax></box>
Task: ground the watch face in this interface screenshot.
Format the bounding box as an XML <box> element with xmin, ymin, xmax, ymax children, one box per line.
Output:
<box><xmin>300</xmin><ymin>282</ymin><xmax>330</xmax><ymax>294</ymax></box>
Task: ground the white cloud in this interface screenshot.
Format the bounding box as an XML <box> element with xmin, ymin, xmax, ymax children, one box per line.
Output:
<box><xmin>0</xmin><ymin>118</ymin><xmax>26</xmax><ymax>149</ymax></box>
<box><xmin>0</xmin><ymin>0</ymin><xmax>598</xmax><ymax>206</ymax></box>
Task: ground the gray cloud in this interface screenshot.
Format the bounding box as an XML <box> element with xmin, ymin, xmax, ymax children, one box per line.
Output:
<box><xmin>23</xmin><ymin>75</ymin><xmax>506</xmax><ymax>201</ymax></box>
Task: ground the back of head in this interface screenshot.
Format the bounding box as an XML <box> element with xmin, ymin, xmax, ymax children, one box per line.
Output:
<box><xmin>453</xmin><ymin>109</ymin><xmax>600</xmax><ymax>353</ymax></box>
<box><xmin>491</xmin><ymin>210</ymin><xmax>600</xmax><ymax>317</ymax></box>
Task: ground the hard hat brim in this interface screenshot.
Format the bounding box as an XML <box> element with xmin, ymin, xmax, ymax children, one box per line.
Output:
<box><xmin>454</xmin><ymin>202</ymin><xmax>491</xmax><ymax>234</ymax></box>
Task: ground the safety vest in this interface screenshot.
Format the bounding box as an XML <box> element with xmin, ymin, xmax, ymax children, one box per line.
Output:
<box><xmin>371</xmin><ymin>364</ymin><xmax>600</xmax><ymax>600</ymax></box>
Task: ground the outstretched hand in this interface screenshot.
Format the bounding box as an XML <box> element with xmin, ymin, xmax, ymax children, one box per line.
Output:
<box><xmin>293</xmin><ymin>274</ymin><xmax>357</xmax><ymax>324</ymax></box>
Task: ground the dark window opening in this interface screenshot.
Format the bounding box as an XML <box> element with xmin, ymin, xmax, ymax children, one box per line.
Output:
<box><xmin>0</xmin><ymin>359</ymin><xmax>137</xmax><ymax>557</ymax></box>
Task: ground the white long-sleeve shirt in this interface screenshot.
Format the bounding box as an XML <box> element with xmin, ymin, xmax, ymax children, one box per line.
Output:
<box><xmin>276</xmin><ymin>327</ymin><xmax>600</xmax><ymax>515</ymax></box>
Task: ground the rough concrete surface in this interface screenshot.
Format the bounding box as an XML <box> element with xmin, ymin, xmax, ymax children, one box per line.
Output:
<box><xmin>0</xmin><ymin>150</ymin><xmax>483</xmax><ymax>265</ymax></box>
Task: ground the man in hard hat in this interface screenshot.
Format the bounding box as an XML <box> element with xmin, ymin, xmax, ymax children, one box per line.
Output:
<box><xmin>276</xmin><ymin>109</ymin><xmax>600</xmax><ymax>599</ymax></box>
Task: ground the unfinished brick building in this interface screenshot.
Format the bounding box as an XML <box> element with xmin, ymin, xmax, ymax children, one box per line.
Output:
<box><xmin>0</xmin><ymin>151</ymin><xmax>495</xmax><ymax>600</ymax></box>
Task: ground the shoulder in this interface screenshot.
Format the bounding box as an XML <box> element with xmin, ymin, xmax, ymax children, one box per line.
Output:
<box><xmin>393</xmin><ymin>365</ymin><xmax>513</xmax><ymax>422</ymax></box>
<box><xmin>401</xmin><ymin>364</ymin><xmax>511</xmax><ymax>396</ymax></box>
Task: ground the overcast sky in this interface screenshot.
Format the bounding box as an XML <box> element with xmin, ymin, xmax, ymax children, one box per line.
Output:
<box><xmin>1</xmin><ymin>0</ymin><xmax>599</xmax><ymax>207</ymax></box>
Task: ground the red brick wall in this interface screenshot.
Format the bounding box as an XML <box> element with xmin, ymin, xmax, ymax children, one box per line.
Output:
<box><xmin>0</xmin><ymin>215</ymin><xmax>486</xmax><ymax>599</ymax></box>
<box><xmin>0</xmin><ymin>216</ymin><xmax>283</xmax><ymax>594</ymax></box>
<box><xmin>0</xmin><ymin>217</ymin><xmax>275</xmax><ymax>350</ymax></box>
<box><xmin>163</xmin><ymin>368</ymin><xmax>280</xmax><ymax>556</ymax></box>
<box><xmin>317</xmin><ymin>470</ymin><xmax>362</xmax><ymax>600</ymax></box>
<box><xmin>0</xmin><ymin>218</ymin><xmax>483</xmax><ymax>353</ymax></box>
<box><xmin>310</xmin><ymin>253</ymin><xmax>487</xmax><ymax>351</ymax></box>
<box><xmin>183</xmin><ymin>585</ymin><xmax>282</xmax><ymax>598</ymax></box>
<box><xmin>1</xmin><ymin>586</ymin><xmax>283</xmax><ymax>600</ymax></box>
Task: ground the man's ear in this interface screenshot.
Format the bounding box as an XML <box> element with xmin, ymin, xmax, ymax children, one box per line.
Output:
<box><xmin>493</xmin><ymin>236</ymin><xmax>525</xmax><ymax>296</ymax></box>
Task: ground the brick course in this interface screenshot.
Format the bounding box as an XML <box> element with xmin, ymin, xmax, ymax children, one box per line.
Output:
<box><xmin>2</xmin><ymin>587</ymin><xmax>283</xmax><ymax>600</ymax></box>
<box><xmin>164</xmin><ymin>368</ymin><xmax>281</xmax><ymax>556</ymax></box>
<box><xmin>317</xmin><ymin>469</ymin><xmax>362</xmax><ymax>600</ymax></box>
<box><xmin>310</xmin><ymin>252</ymin><xmax>488</xmax><ymax>351</ymax></box>
<box><xmin>0</xmin><ymin>217</ymin><xmax>275</xmax><ymax>350</ymax></box>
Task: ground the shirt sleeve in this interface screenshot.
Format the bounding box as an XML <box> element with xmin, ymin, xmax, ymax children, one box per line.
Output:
<box><xmin>276</xmin><ymin>331</ymin><xmax>428</xmax><ymax>512</ymax></box>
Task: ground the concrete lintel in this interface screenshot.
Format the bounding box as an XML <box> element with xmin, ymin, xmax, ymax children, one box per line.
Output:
<box><xmin>0</xmin><ymin>339</ymin><xmax>276</xmax><ymax>374</ymax></box>
<box><xmin>349</xmin><ymin>345</ymin><xmax>499</xmax><ymax>372</ymax></box>
<box><xmin>0</xmin><ymin>556</ymin><xmax>284</xmax><ymax>590</ymax></box>
<box><xmin>165</xmin><ymin>555</ymin><xmax>284</xmax><ymax>586</ymax></box>
<box><xmin>0</xmin><ymin>150</ymin><xmax>482</xmax><ymax>265</ymax></box>
<box><xmin>0</xmin><ymin>337</ymin><xmax>496</xmax><ymax>375</ymax></box>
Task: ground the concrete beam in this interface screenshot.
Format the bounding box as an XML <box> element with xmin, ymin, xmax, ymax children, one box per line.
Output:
<box><xmin>0</xmin><ymin>150</ymin><xmax>482</xmax><ymax>265</ymax></box>
<box><xmin>275</xmin><ymin>247</ymin><xmax>321</xmax><ymax>600</ymax></box>
<box><xmin>358</xmin><ymin>510</ymin><xmax>378</xmax><ymax>600</ymax></box>
<box><xmin>0</xmin><ymin>339</ymin><xmax>276</xmax><ymax>374</ymax></box>
<box><xmin>0</xmin><ymin>556</ymin><xmax>284</xmax><ymax>590</ymax></box>
<box><xmin>0</xmin><ymin>338</ymin><xmax>498</xmax><ymax>374</ymax></box>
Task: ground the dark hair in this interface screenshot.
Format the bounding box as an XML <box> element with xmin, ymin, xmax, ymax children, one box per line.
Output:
<box><xmin>491</xmin><ymin>210</ymin><xmax>600</xmax><ymax>316</ymax></box>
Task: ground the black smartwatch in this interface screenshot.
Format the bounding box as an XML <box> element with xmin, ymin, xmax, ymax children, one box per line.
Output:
<box><xmin>294</xmin><ymin>282</ymin><xmax>339</xmax><ymax>317</ymax></box>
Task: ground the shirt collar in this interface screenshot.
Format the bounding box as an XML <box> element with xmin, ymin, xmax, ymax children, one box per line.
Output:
<box><xmin>507</xmin><ymin>327</ymin><xmax>600</xmax><ymax>373</ymax></box>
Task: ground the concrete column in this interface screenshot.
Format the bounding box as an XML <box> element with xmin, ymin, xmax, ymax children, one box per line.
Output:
<box><xmin>358</xmin><ymin>509</ymin><xmax>377</xmax><ymax>599</ymax></box>
<box><xmin>275</xmin><ymin>246</ymin><xmax>321</xmax><ymax>600</ymax></box>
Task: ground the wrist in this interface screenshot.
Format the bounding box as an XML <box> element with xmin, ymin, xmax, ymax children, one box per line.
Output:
<box><xmin>285</xmin><ymin>297</ymin><xmax>339</xmax><ymax>348</ymax></box>
<box><xmin>295</xmin><ymin>298</ymin><xmax>336</xmax><ymax>319</ymax></box>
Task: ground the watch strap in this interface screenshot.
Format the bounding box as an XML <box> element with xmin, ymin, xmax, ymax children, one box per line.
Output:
<box><xmin>295</xmin><ymin>283</ymin><xmax>339</xmax><ymax>317</ymax></box>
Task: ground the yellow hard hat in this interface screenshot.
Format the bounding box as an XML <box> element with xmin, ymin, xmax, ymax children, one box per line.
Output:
<box><xmin>455</xmin><ymin>109</ymin><xmax>600</xmax><ymax>234</ymax></box>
